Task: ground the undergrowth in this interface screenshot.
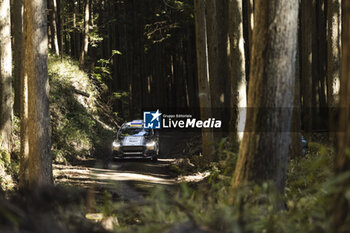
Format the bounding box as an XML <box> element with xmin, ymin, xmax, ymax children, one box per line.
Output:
<box><xmin>101</xmin><ymin>139</ymin><xmax>348</xmax><ymax>233</ymax></box>
<box><xmin>1</xmin><ymin>55</ymin><xmax>117</xmax><ymax>190</ymax></box>
<box><xmin>49</xmin><ymin>55</ymin><xmax>116</xmax><ymax>164</ymax></box>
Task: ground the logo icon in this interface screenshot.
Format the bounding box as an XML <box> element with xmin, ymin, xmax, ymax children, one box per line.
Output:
<box><xmin>143</xmin><ymin>110</ymin><xmax>162</xmax><ymax>129</ymax></box>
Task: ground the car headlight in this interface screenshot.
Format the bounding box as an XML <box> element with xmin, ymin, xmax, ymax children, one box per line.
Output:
<box><xmin>112</xmin><ymin>141</ymin><xmax>121</xmax><ymax>150</ymax></box>
<box><xmin>146</xmin><ymin>141</ymin><xmax>156</xmax><ymax>150</ymax></box>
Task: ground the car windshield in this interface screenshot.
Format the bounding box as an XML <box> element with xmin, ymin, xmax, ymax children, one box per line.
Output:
<box><xmin>119</xmin><ymin>127</ymin><xmax>151</xmax><ymax>137</ymax></box>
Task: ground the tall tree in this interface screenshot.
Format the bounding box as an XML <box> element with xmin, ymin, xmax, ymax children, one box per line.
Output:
<box><xmin>22</xmin><ymin>0</ymin><xmax>52</xmax><ymax>189</ymax></box>
<box><xmin>233</xmin><ymin>0</ymin><xmax>299</xmax><ymax>193</ymax></box>
<box><xmin>206</xmin><ymin>0</ymin><xmax>228</xmax><ymax>138</ymax></box>
<box><xmin>0</xmin><ymin>0</ymin><xmax>13</xmax><ymax>153</ymax></box>
<box><xmin>300</xmin><ymin>0</ymin><xmax>314</xmax><ymax>133</ymax></box>
<box><xmin>290</xmin><ymin>18</ymin><xmax>302</xmax><ymax>159</ymax></box>
<box><xmin>79</xmin><ymin>0</ymin><xmax>90</xmax><ymax>66</ymax></box>
<box><xmin>290</xmin><ymin>40</ymin><xmax>303</xmax><ymax>159</ymax></box>
<box><xmin>194</xmin><ymin>0</ymin><xmax>214</xmax><ymax>163</ymax></box>
<box><xmin>327</xmin><ymin>0</ymin><xmax>341</xmax><ymax>136</ymax></box>
<box><xmin>59</xmin><ymin>0</ymin><xmax>64</xmax><ymax>59</ymax></box>
<box><xmin>333</xmin><ymin>1</ymin><xmax>350</xmax><ymax>231</ymax></box>
<box><xmin>228</xmin><ymin>0</ymin><xmax>246</xmax><ymax>147</ymax></box>
<box><xmin>312</xmin><ymin>0</ymin><xmax>327</xmax><ymax>131</ymax></box>
<box><xmin>49</xmin><ymin>0</ymin><xmax>60</xmax><ymax>55</ymax></box>
<box><xmin>12</xmin><ymin>0</ymin><xmax>23</xmax><ymax>116</ymax></box>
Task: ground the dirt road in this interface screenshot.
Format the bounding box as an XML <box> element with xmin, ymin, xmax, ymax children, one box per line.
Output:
<box><xmin>54</xmin><ymin>158</ymin><xmax>178</xmax><ymax>202</ymax></box>
<box><xmin>53</xmin><ymin>130</ymin><xmax>200</xmax><ymax>203</ymax></box>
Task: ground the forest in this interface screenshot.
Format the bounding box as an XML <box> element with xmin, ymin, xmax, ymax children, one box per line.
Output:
<box><xmin>0</xmin><ymin>0</ymin><xmax>349</xmax><ymax>232</ymax></box>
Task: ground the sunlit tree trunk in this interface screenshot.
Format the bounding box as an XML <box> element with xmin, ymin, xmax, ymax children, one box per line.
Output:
<box><xmin>22</xmin><ymin>0</ymin><xmax>53</xmax><ymax>189</ymax></box>
<box><xmin>194</xmin><ymin>0</ymin><xmax>214</xmax><ymax>163</ymax></box>
<box><xmin>19</xmin><ymin>40</ymin><xmax>28</xmax><ymax>189</ymax></box>
<box><xmin>49</xmin><ymin>0</ymin><xmax>60</xmax><ymax>55</ymax></box>
<box><xmin>0</xmin><ymin>0</ymin><xmax>13</xmax><ymax>154</ymax></box>
<box><xmin>333</xmin><ymin>1</ymin><xmax>350</xmax><ymax>231</ymax></box>
<box><xmin>233</xmin><ymin>0</ymin><xmax>299</xmax><ymax>193</ymax></box>
<box><xmin>327</xmin><ymin>0</ymin><xmax>341</xmax><ymax>138</ymax></box>
<box><xmin>228</xmin><ymin>0</ymin><xmax>246</xmax><ymax>148</ymax></box>
<box><xmin>79</xmin><ymin>0</ymin><xmax>90</xmax><ymax>66</ymax></box>
<box><xmin>247</xmin><ymin>0</ymin><xmax>254</xmax><ymax>52</ymax></box>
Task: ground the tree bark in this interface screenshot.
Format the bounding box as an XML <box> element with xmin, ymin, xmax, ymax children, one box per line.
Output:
<box><xmin>19</xmin><ymin>38</ymin><xmax>28</xmax><ymax>189</ymax></box>
<box><xmin>22</xmin><ymin>0</ymin><xmax>53</xmax><ymax>189</ymax></box>
<box><xmin>194</xmin><ymin>0</ymin><xmax>214</xmax><ymax>163</ymax></box>
<box><xmin>233</xmin><ymin>0</ymin><xmax>299</xmax><ymax>193</ymax></box>
<box><xmin>312</xmin><ymin>0</ymin><xmax>327</xmax><ymax>131</ymax></box>
<box><xmin>0</xmin><ymin>0</ymin><xmax>13</xmax><ymax>153</ymax></box>
<box><xmin>290</xmin><ymin>35</ymin><xmax>303</xmax><ymax>159</ymax></box>
<box><xmin>333</xmin><ymin>1</ymin><xmax>350</xmax><ymax>231</ymax></box>
<box><xmin>73</xmin><ymin>0</ymin><xmax>80</xmax><ymax>59</ymax></box>
<box><xmin>49</xmin><ymin>0</ymin><xmax>60</xmax><ymax>56</ymax></box>
<box><xmin>206</xmin><ymin>0</ymin><xmax>227</xmax><ymax>139</ymax></box>
<box><xmin>327</xmin><ymin>0</ymin><xmax>341</xmax><ymax>137</ymax></box>
<box><xmin>228</xmin><ymin>0</ymin><xmax>246</xmax><ymax>148</ymax></box>
<box><xmin>12</xmin><ymin>0</ymin><xmax>23</xmax><ymax>116</ymax></box>
<box><xmin>301</xmin><ymin>0</ymin><xmax>315</xmax><ymax>133</ymax></box>
<box><xmin>247</xmin><ymin>0</ymin><xmax>254</xmax><ymax>52</ymax></box>
<box><xmin>79</xmin><ymin>0</ymin><xmax>90</xmax><ymax>66</ymax></box>
<box><xmin>59</xmin><ymin>0</ymin><xmax>64</xmax><ymax>60</ymax></box>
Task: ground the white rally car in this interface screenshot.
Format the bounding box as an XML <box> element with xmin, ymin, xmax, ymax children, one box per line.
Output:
<box><xmin>112</xmin><ymin>120</ymin><xmax>159</xmax><ymax>161</ymax></box>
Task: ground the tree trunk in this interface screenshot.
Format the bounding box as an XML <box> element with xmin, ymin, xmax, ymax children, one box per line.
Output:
<box><xmin>312</xmin><ymin>0</ymin><xmax>327</xmax><ymax>131</ymax></box>
<box><xmin>333</xmin><ymin>1</ymin><xmax>350</xmax><ymax>231</ymax></box>
<box><xmin>194</xmin><ymin>0</ymin><xmax>214</xmax><ymax>163</ymax></box>
<box><xmin>59</xmin><ymin>0</ymin><xmax>64</xmax><ymax>60</ymax></box>
<box><xmin>23</xmin><ymin>0</ymin><xmax>53</xmax><ymax>189</ymax></box>
<box><xmin>327</xmin><ymin>0</ymin><xmax>341</xmax><ymax>137</ymax></box>
<box><xmin>233</xmin><ymin>0</ymin><xmax>299</xmax><ymax>193</ymax></box>
<box><xmin>217</xmin><ymin>0</ymin><xmax>231</xmax><ymax>133</ymax></box>
<box><xmin>290</xmin><ymin>35</ymin><xmax>303</xmax><ymax>159</ymax></box>
<box><xmin>50</xmin><ymin>0</ymin><xmax>60</xmax><ymax>55</ymax></box>
<box><xmin>12</xmin><ymin>0</ymin><xmax>23</xmax><ymax>116</ymax></box>
<box><xmin>228</xmin><ymin>0</ymin><xmax>246</xmax><ymax>148</ymax></box>
<box><xmin>73</xmin><ymin>0</ymin><xmax>80</xmax><ymax>59</ymax></box>
<box><xmin>317</xmin><ymin>0</ymin><xmax>328</xmax><ymax>129</ymax></box>
<box><xmin>301</xmin><ymin>0</ymin><xmax>314</xmax><ymax>133</ymax></box>
<box><xmin>206</xmin><ymin>0</ymin><xmax>226</xmax><ymax>139</ymax></box>
<box><xmin>0</xmin><ymin>0</ymin><xmax>13</xmax><ymax>153</ymax></box>
<box><xmin>247</xmin><ymin>0</ymin><xmax>254</xmax><ymax>52</ymax></box>
<box><xmin>19</xmin><ymin>39</ymin><xmax>28</xmax><ymax>189</ymax></box>
<box><xmin>79</xmin><ymin>0</ymin><xmax>90</xmax><ymax>66</ymax></box>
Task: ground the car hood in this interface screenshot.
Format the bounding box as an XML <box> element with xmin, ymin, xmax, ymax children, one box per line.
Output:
<box><xmin>122</xmin><ymin>136</ymin><xmax>144</xmax><ymax>146</ymax></box>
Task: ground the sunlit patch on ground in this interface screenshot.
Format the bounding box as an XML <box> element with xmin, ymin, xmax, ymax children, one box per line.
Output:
<box><xmin>176</xmin><ymin>171</ymin><xmax>211</xmax><ymax>182</ymax></box>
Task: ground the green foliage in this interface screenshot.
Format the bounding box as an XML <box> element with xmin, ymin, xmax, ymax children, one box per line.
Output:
<box><xmin>0</xmin><ymin>150</ymin><xmax>16</xmax><ymax>191</ymax></box>
<box><xmin>186</xmin><ymin>137</ymin><xmax>238</xmax><ymax>176</ymax></box>
<box><xmin>93</xmin><ymin>51</ymin><xmax>121</xmax><ymax>84</ymax></box>
<box><xmin>89</xmin><ymin>28</ymin><xmax>104</xmax><ymax>48</ymax></box>
<box><xmin>0</xmin><ymin>116</ymin><xmax>21</xmax><ymax>191</ymax></box>
<box><xmin>112</xmin><ymin>50</ymin><xmax>122</xmax><ymax>55</ymax></box>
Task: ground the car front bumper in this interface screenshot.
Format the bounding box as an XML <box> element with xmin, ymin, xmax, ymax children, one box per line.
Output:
<box><xmin>113</xmin><ymin>146</ymin><xmax>156</xmax><ymax>159</ymax></box>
